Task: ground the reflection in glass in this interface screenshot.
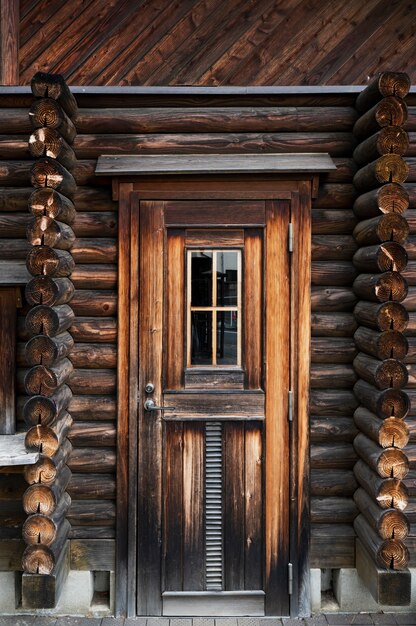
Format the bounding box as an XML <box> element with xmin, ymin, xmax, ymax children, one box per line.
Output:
<box><xmin>191</xmin><ymin>252</ymin><xmax>212</xmax><ymax>306</ymax></box>
<box><xmin>216</xmin><ymin>251</ymin><xmax>238</xmax><ymax>307</ymax></box>
<box><xmin>191</xmin><ymin>311</ymin><xmax>212</xmax><ymax>365</ymax></box>
<box><xmin>217</xmin><ymin>311</ymin><xmax>238</xmax><ymax>365</ymax></box>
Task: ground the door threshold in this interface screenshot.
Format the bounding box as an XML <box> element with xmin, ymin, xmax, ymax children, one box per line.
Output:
<box><xmin>162</xmin><ymin>591</ymin><xmax>265</xmax><ymax>616</ymax></box>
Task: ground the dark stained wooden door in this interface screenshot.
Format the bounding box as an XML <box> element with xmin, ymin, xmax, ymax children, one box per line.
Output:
<box><xmin>135</xmin><ymin>196</ymin><xmax>291</xmax><ymax>616</ymax></box>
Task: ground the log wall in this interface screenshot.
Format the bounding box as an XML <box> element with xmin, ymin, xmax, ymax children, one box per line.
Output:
<box><xmin>1</xmin><ymin>81</ymin><xmax>416</xmax><ymax>573</ymax></box>
<box><xmin>351</xmin><ymin>72</ymin><xmax>412</xmax><ymax>576</ymax></box>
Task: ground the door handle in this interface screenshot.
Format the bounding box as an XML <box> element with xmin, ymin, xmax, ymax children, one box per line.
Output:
<box><xmin>144</xmin><ymin>399</ymin><xmax>176</xmax><ymax>412</ymax></box>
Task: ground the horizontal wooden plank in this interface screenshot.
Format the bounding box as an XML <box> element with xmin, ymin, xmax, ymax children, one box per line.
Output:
<box><xmin>310</xmin><ymin>524</ymin><xmax>355</xmax><ymax>568</ymax></box>
<box><xmin>0</xmin><ymin>434</ymin><xmax>39</xmax><ymax>466</ymax></box>
<box><xmin>0</xmin><ymin>538</ymin><xmax>25</xmax><ymax>570</ymax></box>
<box><xmin>70</xmin><ymin>538</ymin><xmax>115</xmax><ymax>571</ymax></box>
<box><xmin>74</xmin><ymin>106</ymin><xmax>358</xmax><ymax>133</ymax></box>
<box><xmin>96</xmin><ymin>153</ymin><xmax>336</xmax><ymax>175</ymax></box>
<box><xmin>163</xmin><ymin>391</ymin><xmax>264</xmax><ymax>419</ymax></box>
<box><xmin>165</xmin><ymin>200</ymin><xmax>265</xmax><ymax>226</ymax></box>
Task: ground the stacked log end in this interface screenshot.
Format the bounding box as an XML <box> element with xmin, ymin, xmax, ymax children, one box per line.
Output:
<box><xmin>22</xmin><ymin>72</ymin><xmax>78</xmax><ymax>603</ymax></box>
<box><xmin>352</xmin><ymin>72</ymin><xmax>411</xmax><ymax>574</ymax></box>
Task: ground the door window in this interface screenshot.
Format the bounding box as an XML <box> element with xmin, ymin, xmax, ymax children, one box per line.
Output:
<box><xmin>188</xmin><ymin>249</ymin><xmax>242</xmax><ymax>367</ymax></box>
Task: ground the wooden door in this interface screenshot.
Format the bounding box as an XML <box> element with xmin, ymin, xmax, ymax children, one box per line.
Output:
<box><xmin>135</xmin><ymin>195</ymin><xmax>292</xmax><ymax>617</ymax></box>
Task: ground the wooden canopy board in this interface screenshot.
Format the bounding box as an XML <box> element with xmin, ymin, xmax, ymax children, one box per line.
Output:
<box><xmin>107</xmin><ymin>161</ymin><xmax>317</xmax><ymax>616</ymax></box>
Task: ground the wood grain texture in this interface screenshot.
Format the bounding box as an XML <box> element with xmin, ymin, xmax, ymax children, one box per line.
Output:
<box><xmin>0</xmin><ymin>0</ymin><xmax>19</xmax><ymax>85</ymax></box>
<box><xmin>264</xmin><ymin>199</ymin><xmax>290</xmax><ymax>615</ymax></box>
<box><xmin>16</xmin><ymin>0</ymin><xmax>416</xmax><ymax>86</ymax></box>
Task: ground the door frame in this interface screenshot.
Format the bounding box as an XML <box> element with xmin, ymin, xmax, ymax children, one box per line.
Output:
<box><xmin>114</xmin><ymin>175</ymin><xmax>313</xmax><ymax>617</ymax></box>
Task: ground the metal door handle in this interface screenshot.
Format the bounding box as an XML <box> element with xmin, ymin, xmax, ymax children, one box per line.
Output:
<box><xmin>144</xmin><ymin>399</ymin><xmax>175</xmax><ymax>412</ymax></box>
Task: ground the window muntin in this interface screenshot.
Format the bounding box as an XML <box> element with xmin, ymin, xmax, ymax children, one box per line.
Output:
<box><xmin>187</xmin><ymin>249</ymin><xmax>242</xmax><ymax>367</ymax></box>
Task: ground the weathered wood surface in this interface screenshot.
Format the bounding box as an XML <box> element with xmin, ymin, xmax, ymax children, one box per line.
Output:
<box><xmin>310</xmin><ymin>524</ymin><xmax>355</xmax><ymax>568</ymax></box>
<box><xmin>96</xmin><ymin>152</ymin><xmax>336</xmax><ymax>176</ymax></box>
<box><xmin>31</xmin><ymin>72</ymin><xmax>78</xmax><ymax>119</ymax></box>
<box><xmin>354</xmin><ymin>408</ymin><xmax>409</xmax><ymax>449</ymax></box>
<box><xmin>0</xmin><ymin>0</ymin><xmax>19</xmax><ymax>85</ymax></box>
<box><xmin>354</xmin><ymin>433</ymin><xmax>409</xmax><ymax>479</ymax></box>
<box><xmin>310</xmin><ymin>497</ymin><xmax>357</xmax><ymax>523</ymax></box>
<box><xmin>353</xmin><ymin>97</ymin><xmax>408</xmax><ymax>139</ymax></box>
<box><xmin>16</xmin><ymin>2</ymin><xmax>416</xmax><ymax>88</ymax></box>
<box><xmin>355</xmin><ymin>73</ymin><xmax>411</xmax><ymax>113</ymax></box>
<box><xmin>353</xmin><ymin>353</ymin><xmax>408</xmax><ymax>390</ymax></box>
<box><xmin>353</xmin><ymin>183</ymin><xmax>409</xmax><ymax>219</ymax></box>
<box><xmin>29</xmin><ymin>127</ymin><xmax>76</xmax><ymax>170</ymax></box>
<box><xmin>355</xmin><ymin>539</ymin><xmax>411</xmax><ymax>606</ymax></box>
<box><xmin>29</xmin><ymin>99</ymin><xmax>76</xmax><ymax>144</ymax></box>
<box><xmin>21</xmin><ymin>540</ymin><xmax>70</xmax><ymax>609</ymax></box>
<box><xmin>353</xmin><ymin>213</ymin><xmax>409</xmax><ymax>246</ymax></box>
<box><xmin>30</xmin><ymin>158</ymin><xmax>77</xmax><ymax>198</ymax></box>
<box><xmin>353</xmin><ymin>127</ymin><xmax>409</xmax><ymax>166</ymax></box>
<box><xmin>354</xmin><ymin>514</ymin><xmax>409</xmax><ymax>570</ymax></box>
<box><xmin>354</xmin><ymin>380</ymin><xmax>410</xmax><ymax>419</ymax></box>
<box><xmin>25</xmin><ymin>332</ymin><xmax>74</xmax><ymax>367</ymax></box>
<box><xmin>353</xmin><ymin>243</ymin><xmax>408</xmax><ymax>273</ymax></box>
<box><xmin>25</xmin><ymin>305</ymin><xmax>74</xmax><ymax>337</ymax></box>
<box><xmin>0</xmin><ymin>434</ymin><xmax>39</xmax><ymax>466</ymax></box>
<box><xmin>22</xmin><ymin>518</ymin><xmax>71</xmax><ymax>574</ymax></box>
<box><xmin>353</xmin><ymin>272</ymin><xmax>407</xmax><ymax>303</ymax></box>
<box><xmin>74</xmin><ymin>106</ymin><xmax>358</xmax><ymax>132</ymax></box>
<box><xmin>25</xmin><ymin>411</ymin><xmax>72</xmax><ymax>457</ymax></box>
<box><xmin>354</xmin><ymin>487</ymin><xmax>409</xmax><ymax>540</ymax></box>
<box><xmin>24</xmin><ymin>438</ymin><xmax>72</xmax><ymax>485</ymax></box>
<box><xmin>354</xmin><ymin>460</ymin><xmax>409</xmax><ymax>510</ymax></box>
<box><xmin>22</xmin><ymin>464</ymin><xmax>71</xmax><ymax>515</ymax></box>
<box><xmin>354</xmin><ymin>302</ymin><xmax>408</xmax><ymax>333</ymax></box>
<box><xmin>23</xmin><ymin>493</ymin><xmax>71</xmax><ymax>546</ymax></box>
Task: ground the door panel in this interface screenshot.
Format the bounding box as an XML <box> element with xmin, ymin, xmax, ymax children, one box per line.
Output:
<box><xmin>137</xmin><ymin>197</ymin><xmax>291</xmax><ymax>616</ymax></box>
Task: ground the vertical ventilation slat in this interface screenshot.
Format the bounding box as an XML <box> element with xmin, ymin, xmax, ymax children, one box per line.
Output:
<box><xmin>205</xmin><ymin>422</ymin><xmax>223</xmax><ymax>590</ymax></box>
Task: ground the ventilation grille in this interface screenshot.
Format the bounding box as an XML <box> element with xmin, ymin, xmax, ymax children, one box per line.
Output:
<box><xmin>205</xmin><ymin>422</ymin><xmax>223</xmax><ymax>590</ymax></box>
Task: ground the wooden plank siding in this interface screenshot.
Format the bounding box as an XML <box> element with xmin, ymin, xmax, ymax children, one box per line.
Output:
<box><xmin>15</xmin><ymin>0</ymin><xmax>416</xmax><ymax>87</ymax></box>
<box><xmin>1</xmin><ymin>86</ymin><xmax>416</xmax><ymax>577</ymax></box>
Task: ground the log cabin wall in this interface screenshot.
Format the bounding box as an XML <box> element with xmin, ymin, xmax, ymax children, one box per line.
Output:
<box><xmin>0</xmin><ymin>81</ymin><xmax>416</xmax><ymax>602</ymax></box>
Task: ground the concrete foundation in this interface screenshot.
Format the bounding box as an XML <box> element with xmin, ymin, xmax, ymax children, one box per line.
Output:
<box><xmin>310</xmin><ymin>568</ymin><xmax>416</xmax><ymax>614</ymax></box>
<box><xmin>0</xmin><ymin>570</ymin><xmax>113</xmax><ymax>617</ymax></box>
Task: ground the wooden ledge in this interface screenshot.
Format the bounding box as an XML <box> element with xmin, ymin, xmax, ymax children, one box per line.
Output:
<box><xmin>356</xmin><ymin>538</ymin><xmax>411</xmax><ymax>606</ymax></box>
<box><xmin>0</xmin><ymin>433</ymin><xmax>39</xmax><ymax>466</ymax></box>
<box><xmin>96</xmin><ymin>153</ymin><xmax>336</xmax><ymax>176</ymax></box>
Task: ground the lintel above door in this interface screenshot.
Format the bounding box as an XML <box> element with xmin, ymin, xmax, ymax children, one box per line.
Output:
<box><xmin>95</xmin><ymin>152</ymin><xmax>336</xmax><ymax>199</ymax></box>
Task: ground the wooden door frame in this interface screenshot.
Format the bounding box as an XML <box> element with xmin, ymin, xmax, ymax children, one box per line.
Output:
<box><xmin>115</xmin><ymin>175</ymin><xmax>312</xmax><ymax>617</ymax></box>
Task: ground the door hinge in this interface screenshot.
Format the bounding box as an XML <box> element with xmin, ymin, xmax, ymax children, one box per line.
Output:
<box><xmin>288</xmin><ymin>222</ymin><xmax>293</xmax><ymax>252</ymax></box>
<box><xmin>288</xmin><ymin>390</ymin><xmax>293</xmax><ymax>422</ymax></box>
<box><xmin>288</xmin><ymin>562</ymin><xmax>293</xmax><ymax>595</ymax></box>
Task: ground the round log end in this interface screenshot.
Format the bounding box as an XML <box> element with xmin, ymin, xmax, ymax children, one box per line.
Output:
<box><xmin>379</xmin><ymin>508</ymin><xmax>410</xmax><ymax>540</ymax></box>
<box><xmin>22</xmin><ymin>544</ymin><xmax>54</xmax><ymax>575</ymax></box>
<box><xmin>378</xmin><ymin>479</ymin><xmax>409</xmax><ymax>510</ymax></box>
<box><xmin>23</xmin><ymin>484</ymin><xmax>57</xmax><ymax>515</ymax></box>
<box><xmin>379</xmin><ymin>417</ymin><xmax>409</xmax><ymax>449</ymax></box>
<box><xmin>379</xmin><ymin>538</ymin><xmax>410</xmax><ymax>570</ymax></box>
<box><xmin>377</xmin><ymin>448</ymin><xmax>409</xmax><ymax>479</ymax></box>
<box><xmin>22</xmin><ymin>514</ymin><xmax>56</xmax><ymax>546</ymax></box>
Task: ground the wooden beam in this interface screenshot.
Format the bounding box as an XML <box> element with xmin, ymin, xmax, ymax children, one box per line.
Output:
<box><xmin>356</xmin><ymin>538</ymin><xmax>410</xmax><ymax>606</ymax></box>
<box><xmin>70</xmin><ymin>538</ymin><xmax>115</xmax><ymax>570</ymax></box>
<box><xmin>21</xmin><ymin>540</ymin><xmax>70</xmax><ymax>609</ymax></box>
<box><xmin>0</xmin><ymin>0</ymin><xmax>19</xmax><ymax>85</ymax></box>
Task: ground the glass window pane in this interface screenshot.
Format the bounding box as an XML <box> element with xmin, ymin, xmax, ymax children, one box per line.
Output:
<box><xmin>191</xmin><ymin>251</ymin><xmax>212</xmax><ymax>306</ymax></box>
<box><xmin>216</xmin><ymin>251</ymin><xmax>238</xmax><ymax>307</ymax></box>
<box><xmin>217</xmin><ymin>311</ymin><xmax>238</xmax><ymax>365</ymax></box>
<box><xmin>191</xmin><ymin>311</ymin><xmax>212</xmax><ymax>365</ymax></box>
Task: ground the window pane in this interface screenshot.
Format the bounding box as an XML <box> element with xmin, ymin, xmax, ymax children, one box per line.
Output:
<box><xmin>216</xmin><ymin>251</ymin><xmax>238</xmax><ymax>306</ymax></box>
<box><xmin>217</xmin><ymin>311</ymin><xmax>238</xmax><ymax>365</ymax></box>
<box><xmin>191</xmin><ymin>252</ymin><xmax>212</xmax><ymax>306</ymax></box>
<box><xmin>191</xmin><ymin>311</ymin><xmax>212</xmax><ymax>365</ymax></box>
